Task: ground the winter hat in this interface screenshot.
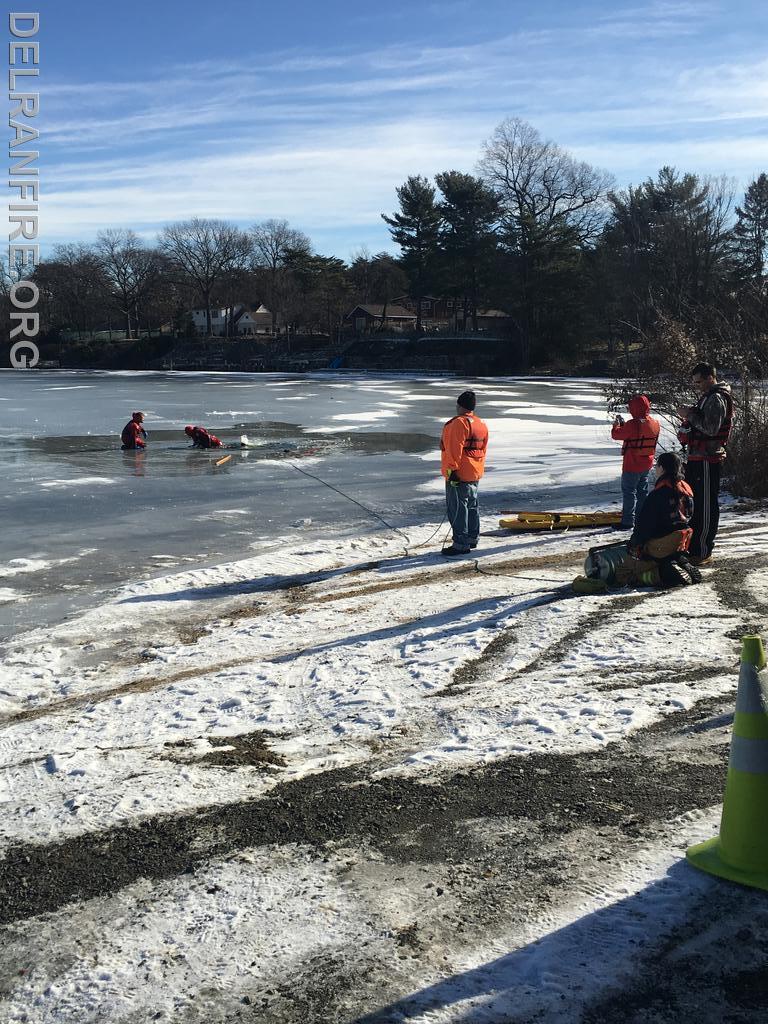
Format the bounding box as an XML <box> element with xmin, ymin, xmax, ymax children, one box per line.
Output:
<box><xmin>457</xmin><ymin>390</ymin><xmax>476</xmax><ymax>411</ymax></box>
<box><xmin>184</xmin><ymin>425</ymin><xmax>195</xmax><ymax>435</ymax></box>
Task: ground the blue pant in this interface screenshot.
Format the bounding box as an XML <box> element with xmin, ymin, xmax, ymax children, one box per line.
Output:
<box><xmin>446</xmin><ymin>480</ymin><xmax>479</xmax><ymax>551</ymax></box>
<box><xmin>621</xmin><ymin>470</ymin><xmax>650</xmax><ymax>528</ymax></box>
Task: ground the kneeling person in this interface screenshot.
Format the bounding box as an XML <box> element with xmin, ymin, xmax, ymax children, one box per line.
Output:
<box><xmin>121</xmin><ymin>411</ymin><xmax>147</xmax><ymax>450</ymax></box>
<box><xmin>185</xmin><ymin>425</ymin><xmax>223</xmax><ymax>449</ymax></box>
<box><xmin>627</xmin><ymin>451</ymin><xmax>700</xmax><ymax>588</ymax></box>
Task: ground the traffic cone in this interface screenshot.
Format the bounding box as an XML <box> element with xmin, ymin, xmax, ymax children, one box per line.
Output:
<box><xmin>686</xmin><ymin>635</ymin><xmax>768</xmax><ymax>891</ymax></box>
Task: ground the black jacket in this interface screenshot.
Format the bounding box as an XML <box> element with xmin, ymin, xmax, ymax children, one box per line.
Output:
<box><xmin>630</xmin><ymin>477</ymin><xmax>694</xmax><ymax>547</ymax></box>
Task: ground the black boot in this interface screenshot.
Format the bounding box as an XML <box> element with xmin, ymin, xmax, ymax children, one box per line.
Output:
<box><xmin>676</xmin><ymin>553</ymin><xmax>703</xmax><ymax>585</ymax></box>
<box><xmin>658</xmin><ymin>556</ymin><xmax>691</xmax><ymax>589</ymax></box>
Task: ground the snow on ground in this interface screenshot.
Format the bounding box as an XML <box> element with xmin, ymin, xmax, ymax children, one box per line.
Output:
<box><xmin>2</xmin><ymin>378</ymin><xmax>768</xmax><ymax>1023</ymax></box>
<box><xmin>3</xmin><ymin>515</ymin><xmax>761</xmax><ymax>848</ymax></box>
<box><xmin>0</xmin><ymin>810</ymin><xmax>723</xmax><ymax>1024</ymax></box>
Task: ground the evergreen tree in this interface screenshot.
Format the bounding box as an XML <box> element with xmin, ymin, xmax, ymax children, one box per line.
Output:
<box><xmin>382</xmin><ymin>175</ymin><xmax>441</xmax><ymax>332</ymax></box>
<box><xmin>435</xmin><ymin>171</ymin><xmax>500</xmax><ymax>331</ymax></box>
<box><xmin>598</xmin><ymin>167</ymin><xmax>734</xmax><ymax>350</ymax></box>
<box><xmin>734</xmin><ymin>172</ymin><xmax>768</xmax><ymax>280</ymax></box>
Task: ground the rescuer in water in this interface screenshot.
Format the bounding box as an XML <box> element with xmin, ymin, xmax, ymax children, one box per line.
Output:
<box><xmin>610</xmin><ymin>394</ymin><xmax>660</xmax><ymax>531</ymax></box>
<box><xmin>184</xmin><ymin>425</ymin><xmax>223</xmax><ymax>449</ymax></box>
<box><xmin>121</xmin><ymin>411</ymin><xmax>147</xmax><ymax>450</ymax></box>
<box><xmin>439</xmin><ymin>390</ymin><xmax>489</xmax><ymax>556</ymax></box>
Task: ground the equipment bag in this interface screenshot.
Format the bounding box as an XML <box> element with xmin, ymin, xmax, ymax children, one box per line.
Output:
<box><xmin>584</xmin><ymin>542</ymin><xmax>628</xmax><ymax>584</ymax></box>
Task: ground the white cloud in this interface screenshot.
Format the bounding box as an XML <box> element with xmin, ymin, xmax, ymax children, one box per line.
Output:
<box><xmin>36</xmin><ymin>5</ymin><xmax>768</xmax><ymax>254</ymax></box>
<box><xmin>41</xmin><ymin>118</ymin><xmax>481</xmax><ymax>243</ymax></box>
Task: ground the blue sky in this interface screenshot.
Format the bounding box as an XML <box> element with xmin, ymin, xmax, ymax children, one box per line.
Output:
<box><xmin>27</xmin><ymin>0</ymin><xmax>768</xmax><ymax>258</ymax></box>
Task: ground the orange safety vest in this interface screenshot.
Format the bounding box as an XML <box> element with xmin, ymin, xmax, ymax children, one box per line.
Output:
<box><xmin>612</xmin><ymin>417</ymin><xmax>660</xmax><ymax>472</ymax></box>
<box><xmin>440</xmin><ymin>413</ymin><xmax>489</xmax><ymax>482</ymax></box>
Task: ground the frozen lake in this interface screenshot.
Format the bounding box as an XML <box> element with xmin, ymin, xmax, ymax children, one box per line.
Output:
<box><xmin>0</xmin><ymin>370</ymin><xmax>619</xmax><ymax>639</ymax></box>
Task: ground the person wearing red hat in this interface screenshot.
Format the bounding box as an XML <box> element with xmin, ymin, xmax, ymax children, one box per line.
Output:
<box><xmin>184</xmin><ymin>425</ymin><xmax>223</xmax><ymax>449</ymax></box>
<box><xmin>611</xmin><ymin>394</ymin><xmax>660</xmax><ymax>530</ymax></box>
<box><xmin>439</xmin><ymin>390</ymin><xmax>489</xmax><ymax>556</ymax></box>
<box><xmin>121</xmin><ymin>411</ymin><xmax>147</xmax><ymax>450</ymax></box>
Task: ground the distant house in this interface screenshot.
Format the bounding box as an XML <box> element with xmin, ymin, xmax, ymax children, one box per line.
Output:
<box><xmin>392</xmin><ymin>296</ymin><xmax>512</xmax><ymax>332</ymax></box>
<box><xmin>347</xmin><ymin>304</ymin><xmax>417</xmax><ymax>333</ymax></box>
<box><xmin>391</xmin><ymin>295</ymin><xmax>448</xmax><ymax>328</ymax></box>
<box><xmin>190</xmin><ymin>303</ymin><xmax>274</xmax><ymax>337</ymax></box>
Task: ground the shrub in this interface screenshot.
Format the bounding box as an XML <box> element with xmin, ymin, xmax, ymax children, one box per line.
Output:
<box><xmin>725</xmin><ymin>390</ymin><xmax>768</xmax><ymax>498</ymax></box>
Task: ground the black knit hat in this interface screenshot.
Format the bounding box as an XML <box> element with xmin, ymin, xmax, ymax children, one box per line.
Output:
<box><xmin>457</xmin><ymin>390</ymin><xmax>476</xmax><ymax>411</ymax></box>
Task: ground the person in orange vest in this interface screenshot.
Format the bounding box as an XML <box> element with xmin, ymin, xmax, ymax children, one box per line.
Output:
<box><xmin>610</xmin><ymin>394</ymin><xmax>660</xmax><ymax>530</ymax></box>
<box><xmin>676</xmin><ymin>362</ymin><xmax>733</xmax><ymax>565</ymax></box>
<box><xmin>439</xmin><ymin>390</ymin><xmax>489</xmax><ymax>556</ymax></box>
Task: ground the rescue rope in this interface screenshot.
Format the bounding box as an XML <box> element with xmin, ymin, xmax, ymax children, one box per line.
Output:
<box><xmin>283</xmin><ymin>461</ymin><xmax>577</xmax><ymax>589</ymax></box>
<box><xmin>283</xmin><ymin>460</ymin><xmax>450</xmax><ymax>556</ymax></box>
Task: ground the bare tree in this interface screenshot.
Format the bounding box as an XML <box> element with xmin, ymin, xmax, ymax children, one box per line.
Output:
<box><xmin>159</xmin><ymin>218</ymin><xmax>252</xmax><ymax>336</ymax></box>
<box><xmin>36</xmin><ymin>244</ymin><xmax>106</xmax><ymax>340</ymax></box>
<box><xmin>478</xmin><ymin>118</ymin><xmax>613</xmax><ymax>363</ymax></box>
<box><xmin>479</xmin><ymin>118</ymin><xmax>613</xmax><ymax>243</ymax></box>
<box><xmin>250</xmin><ymin>219</ymin><xmax>311</xmax><ymax>334</ymax></box>
<box><xmin>95</xmin><ymin>229</ymin><xmax>162</xmax><ymax>339</ymax></box>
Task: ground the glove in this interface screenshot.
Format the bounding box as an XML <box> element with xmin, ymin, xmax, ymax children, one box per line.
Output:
<box><xmin>446</xmin><ymin>470</ymin><xmax>460</xmax><ymax>486</ymax></box>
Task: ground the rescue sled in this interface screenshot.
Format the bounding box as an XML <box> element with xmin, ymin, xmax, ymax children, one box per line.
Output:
<box><xmin>499</xmin><ymin>510</ymin><xmax>621</xmax><ymax>531</ymax></box>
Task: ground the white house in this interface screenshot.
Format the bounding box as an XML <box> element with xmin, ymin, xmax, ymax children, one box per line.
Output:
<box><xmin>190</xmin><ymin>303</ymin><xmax>274</xmax><ymax>337</ymax></box>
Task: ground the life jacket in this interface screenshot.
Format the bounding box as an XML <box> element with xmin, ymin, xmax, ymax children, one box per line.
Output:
<box><xmin>653</xmin><ymin>477</ymin><xmax>694</xmax><ymax>531</ymax></box>
<box><xmin>679</xmin><ymin>384</ymin><xmax>733</xmax><ymax>462</ymax></box>
<box><xmin>440</xmin><ymin>413</ymin><xmax>489</xmax><ymax>482</ymax></box>
<box><xmin>611</xmin><ymin>395</ymin><xmax>660</xmax><ymax>472</ymax></box>
<box><xmin>630</xmin><ymin>474</ymin><xmax>693</xmax><ymax>550</ymax></box>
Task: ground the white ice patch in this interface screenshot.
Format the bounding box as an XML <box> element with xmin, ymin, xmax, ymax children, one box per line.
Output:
<box><xmin>39</xmin><ymin>477</ymin><xmax>116</xmax><ymax>489</ymax></box>
<box><xmin>331</xmin><ymin>410</ymin><xmax>399</xmax><ymax>421</ymax></box>
<box><xmin>0</xmin><ymin>558</ymin><xmax>55</xmax><ymax>578</ymax></box>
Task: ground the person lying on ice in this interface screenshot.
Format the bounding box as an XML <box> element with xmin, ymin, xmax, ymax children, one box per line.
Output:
<box><xmin>623</xmin><ymin>451</ymin><xmax>701</xmax><ymax>588</ymax></box>
<box><xmin>610</xmin><ymin>394</ymin><xmax>660</xmax><ymax>531</ymax></box>
<box><xmin>121</xmin><ymin>411</ymin><xmax>147</xmax><ymax>450</ymax></box>
<box><xmin>184</xmin><ymin>425</ymin><xmax>223</xmax><ymax>449</ymax></box>
<box><xmin>439</xmin><ymin>390</ymin><xmax>489</xmax><ymax>556</ymax></box>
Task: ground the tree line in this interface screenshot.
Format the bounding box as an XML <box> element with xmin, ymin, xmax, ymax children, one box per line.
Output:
<box><xmin>2</xmin><ymin>116</ymin><xmax>766</xmax><ymax>375</ymax></box>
